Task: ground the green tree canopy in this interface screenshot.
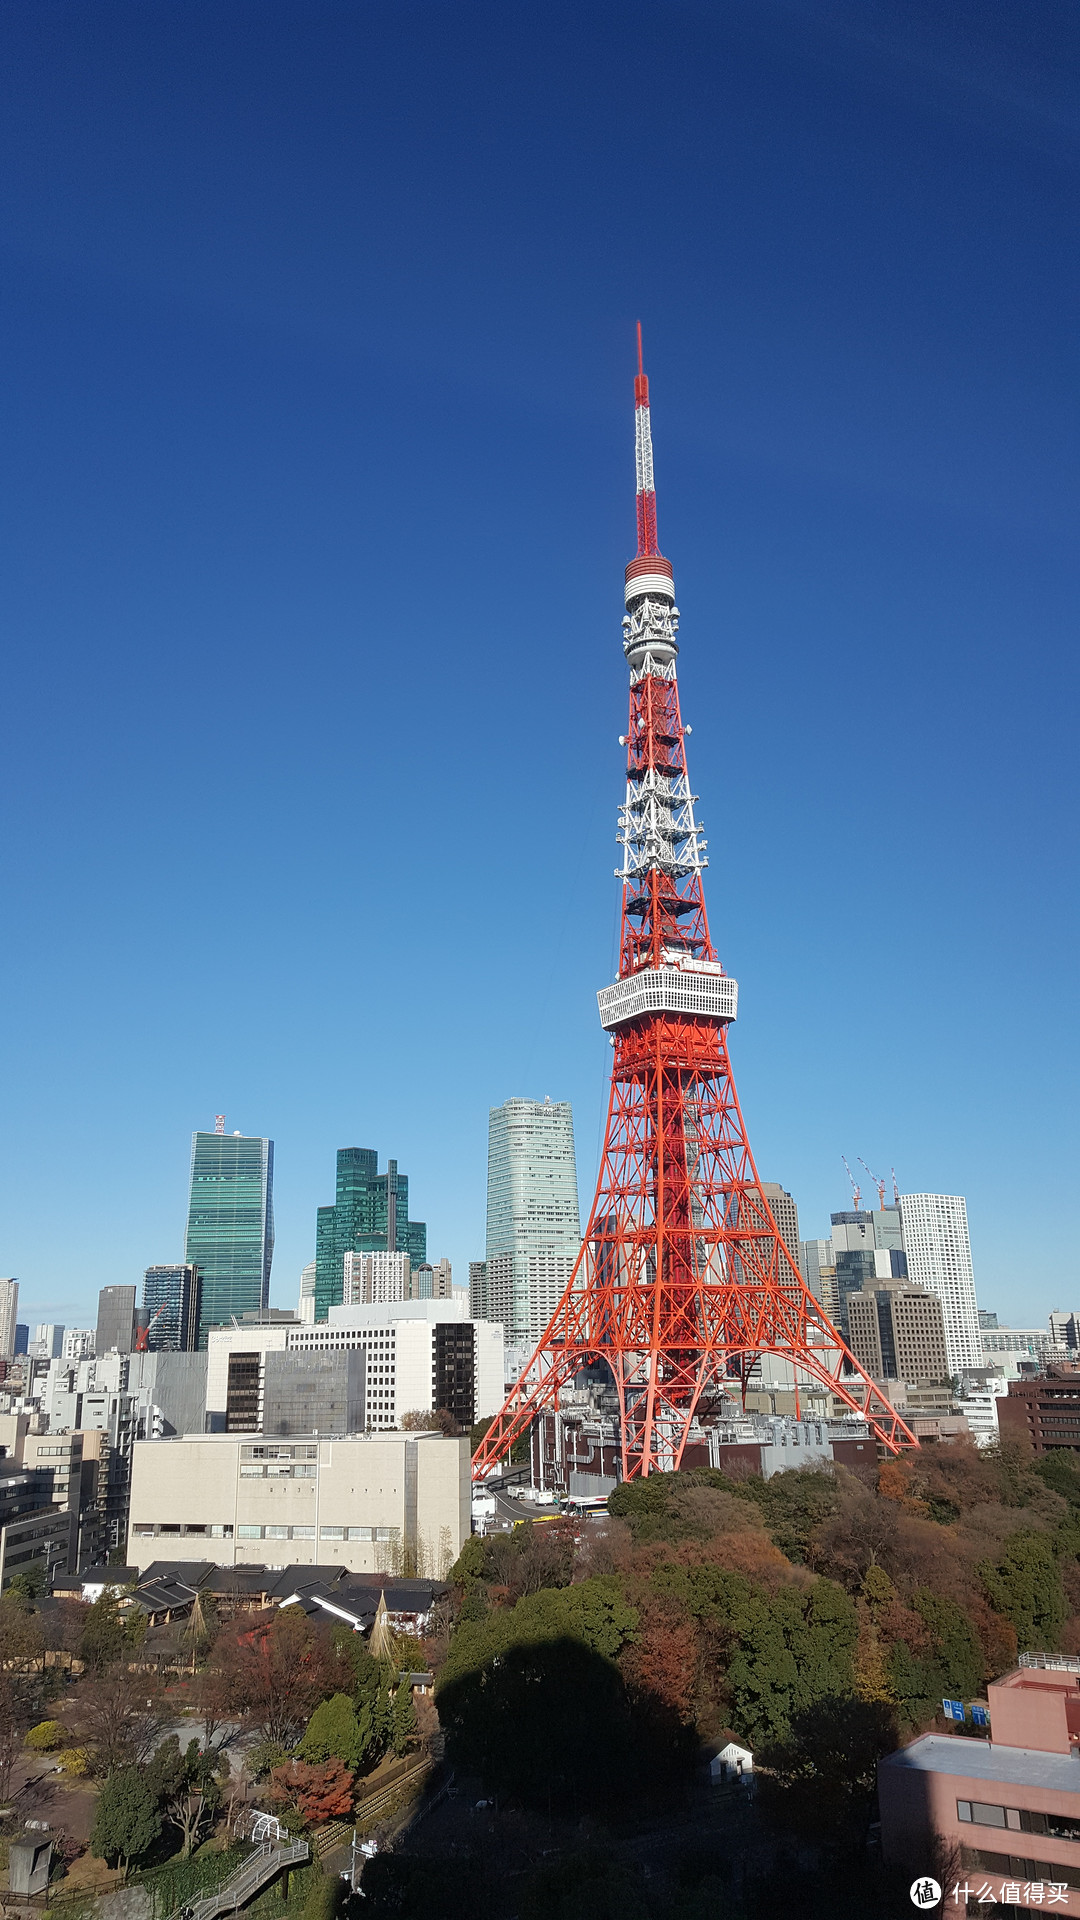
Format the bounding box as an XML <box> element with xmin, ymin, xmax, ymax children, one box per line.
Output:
<box><xmin>726</xmin><ymin>1577</ymin><xmax>859</xmax><ymax>1745</ymax></box>
<box><xmin>90</xmin><ymin>1766</ymin><xmax>162</xmax><ymax>1877</ymax></box>
<box><xmin>980</xmin><ymin>1531</ymin><xmax>1067</xmax><ymax>1652</ymax></box>
<box><xmin>297</xmin><ymin>1693</ymin><xmax>368</xmax><ymax>1770</ymax></box>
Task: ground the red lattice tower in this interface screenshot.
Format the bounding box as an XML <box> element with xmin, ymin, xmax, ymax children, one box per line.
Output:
<box><xmin>473</xmin><ymin>330</ymin><xmax>917</xmax><ymax>1480</ymax></box>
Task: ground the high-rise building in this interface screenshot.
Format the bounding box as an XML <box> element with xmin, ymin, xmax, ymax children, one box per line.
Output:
<box><xmin>298</xmin><ymin>1261</ymin><xmax>317</xmax><ymax>1325</ymax></box>
<box><xmin>315</xmin><ymin>1150</ymin><xmax>426</xmax><ymax>1323</ymax></box>
<box><xmin>185</xmin><ymin>1131</ymin><xmax>275</xmax><ymax>1345</ymax></box>
<box><xmin>143</xmin><ymin>1265</ymin><xmax>201</xmax><ymax>1351</ymax></box>
<box><xmin>846</xmin><ymin>1281</ymin><xmax>950</xmax><ymax>1387</ymax></box>
<box><xmin>979</xmin><ymin>1309</ymin><xmax>1000</xmax><ymax>1330</ymax></box>
<box><xmin>898</xmin><ymin>1192</ymin><xmax>981</xmax><ymax>1375</ymax></box>
<box><xmin>261</xmin><ymin>1351</ymin><xmax>366</xmax><ymax>1438</ymax></box>
<box><xmin>12</xmin><ymin>1324</ymin><xmax>28</xmax><ymax>1358</ymax></box>
<box><xmin>0</xmin><ymin>1283</ymin><xmax>19</xmax><ymax>1361</ymax></box>
<box><xmin>96</xmin><ymin>1286</ymin><xmax>137</xmax><ymax>1356</ymax></box>
<box><xmin>828</xmin><ymin>1212</ymin><xmax>908</xmax><ymax>1337</ymax></box>
<box><xmin>29</xmin><ymin>1325</ymin><xmax>65</xmax><ymax>1360</ymax></box>
<box><xmin>344</xmin><ymin>1251</ymin><xmax>410</xmax><ymax>1304</ymax></box>
<box><xmin>485</xmin><ymin>1098</ymin><xmax>581</xmax><ymax>1346</ymax></box>
<box><xmin>468</xmin><ymin>1261</ymin><xmax>490</xmax><ymax>1321</ymax></box>
<box><xmin>411</xmin><ymin>1259</ymin><xmax>453</xmax><ymax>1300</ymax></box>
<box><xmin>1049</xmin><ymin>1312</ymin><xmax>1080</xmax><ymax>1355</ymax></box>
<box><xmin>756</xmin><ymin>1185</ymin><xmax>800</xmax><ymax>1272</ymax></box>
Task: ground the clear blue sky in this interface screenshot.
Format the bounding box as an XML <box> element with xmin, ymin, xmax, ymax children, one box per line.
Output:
<box><xmin>1</xmin><ymin>1</ymin><xmax>1076</xmax><ymax>1332</ymax></box>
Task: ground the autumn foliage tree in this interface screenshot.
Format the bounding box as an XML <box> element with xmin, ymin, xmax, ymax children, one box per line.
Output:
<box><xmin>208</xmin><ymin>1605</ymin><xmax>344</xmax><ymax>1747</ymax></box>
<box><xmin>269</xmin><ymin>1756</ymin><xmax>355</xmax><ymax>1823</ymax></box>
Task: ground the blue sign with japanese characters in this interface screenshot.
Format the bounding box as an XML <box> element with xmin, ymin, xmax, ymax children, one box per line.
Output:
<box><xmin>943</xmin><ymin>1699</ymin><xmax>965</xmax><ymax>1721</ymax></box>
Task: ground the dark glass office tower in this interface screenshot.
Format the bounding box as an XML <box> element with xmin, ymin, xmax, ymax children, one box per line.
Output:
<box><xmin>315</xmin><ymin>1148</ymin><xmax>426</xmax><ymax>1322</ymax></box>
<box><xmin>96</xmin><ymin>1286</ymin><xmax>137</xmax><ymax>1355</ymax></box>
<box><xmin>185</xmin><ymin>1133</ymin><xmax>274</xmax><ymax>1345</ymax></box>
<box><xmin>143</xmin><ymin>1264</ymin><xmax>201</xmax><ymax>1351</ymax></box>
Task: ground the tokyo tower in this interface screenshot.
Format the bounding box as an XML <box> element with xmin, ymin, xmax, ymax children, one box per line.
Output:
<box><xmin>473</xmin><ymin>332</ymin><xmax>917</xmax><ymax>1481</ymax></box>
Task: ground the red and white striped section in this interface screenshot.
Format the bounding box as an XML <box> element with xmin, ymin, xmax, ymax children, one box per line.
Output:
<box><xmin>626</xmin><ymin>323</ymin><xmax>676</xmax><ymax>607</ymax></box>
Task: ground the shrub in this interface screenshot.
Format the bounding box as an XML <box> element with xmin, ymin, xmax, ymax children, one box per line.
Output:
<box><xmin>25</xmin><ymin>1720</ymin><xmax>65</xmax><ymax>1751</ymax></box>
<box><xmin>57</xmin><ymin>1747</ymin><xmax>91</xmax><ymax>1776</ymax></box>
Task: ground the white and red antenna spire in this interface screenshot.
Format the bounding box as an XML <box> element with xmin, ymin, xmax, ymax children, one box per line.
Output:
<box><xmin>625</xmin><ymin>324</ymin><xmax>676</xmax><ymax>608</ymax></box>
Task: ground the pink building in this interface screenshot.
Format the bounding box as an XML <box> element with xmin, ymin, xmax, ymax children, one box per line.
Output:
<box><xmin>879</xmin><ymin>1659</ymin><xmax>1080</xmax><ymax>1914</ymax></box>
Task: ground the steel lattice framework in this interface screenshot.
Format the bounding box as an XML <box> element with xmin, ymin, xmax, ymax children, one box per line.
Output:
<box><xmin>473</xmin><ymin>330</ymin><xmax>917</xmax><ymax>1480</ymax></box>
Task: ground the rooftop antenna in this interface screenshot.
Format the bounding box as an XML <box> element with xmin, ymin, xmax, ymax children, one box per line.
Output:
<box><xmin>841</xmin><ymin>1156</ymin><xmax>862</xmax><ymax>1211</ymax></box>
<box><xmin>215</xmin><ymin>1114</ymin><xmax>225</xmax><ymax>1135</ymax></box>
<box><xmin>859</xmin><ymin>1158</ymin><xmax>887</xmax><ymax>1211</ymax></box>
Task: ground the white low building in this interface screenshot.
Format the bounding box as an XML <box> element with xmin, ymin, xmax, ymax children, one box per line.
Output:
<box><xmin>129</xmin><ymin>1429</ymin><xmax>470</xmax><ymax>1578</ymax></box>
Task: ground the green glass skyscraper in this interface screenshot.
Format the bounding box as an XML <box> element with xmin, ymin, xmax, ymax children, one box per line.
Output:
<box><xmin>185</xmin><ymin>1131</ymin><xmax>274</xmax><ymax>1345</ymax></box>
<box><xmin>315</xmin><ymin>1148</ymin><xmax>426</xmax><ymax>1322</ymax></box>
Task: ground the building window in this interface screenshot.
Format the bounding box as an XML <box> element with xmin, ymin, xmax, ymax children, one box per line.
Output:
<box><xmin>291</xmin><ymin>1526</ymin><xmax>316</xmax><ymax>1540</ymax></box>
<box><xmin>320</xmin><ymin>1526</ymin><xmax>344</xmax><ymax>1540</ymax></box>
<box><xmin>237</xmin><ymin>1525</ymin><xmax>264</xmax><ymax>1539</ymax></box>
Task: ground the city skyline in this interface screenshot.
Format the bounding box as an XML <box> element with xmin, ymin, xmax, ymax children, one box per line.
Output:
<box><xmin>1</xmin><ymin>5</ymin><xmax>1075</xmax><ymax>1329</ymax></box>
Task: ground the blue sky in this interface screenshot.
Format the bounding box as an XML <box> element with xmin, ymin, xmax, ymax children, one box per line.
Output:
<box><xmin>1</xmin><ymin>0</ymin><xmax>1076</xmax><ymax>1332</ymax></box>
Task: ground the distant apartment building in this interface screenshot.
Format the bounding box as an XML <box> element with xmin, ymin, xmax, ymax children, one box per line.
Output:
<box><xmin>62</xmin><ymin>1329</ymin><xmax>94</xmax><ymax>1363</ymax></box>
<box><xmin>96</xmin><ymin>1286</ymin><xmax>136</xmax><ymax>1356</ymax></box>
<box><xmin>0</xmin><ymin>1283</ymin><xmax>19</xmax><ymax>1361</ymax></box>
<box><xmin>468</xmin><ymin>1260</ymin><xmax>490</xmax><ymax>1321</ymax></box>
<box><xmin>981</xmin><ymin>1326</ymin><xmax>1060</xmax><ymax>1378</ymax></box>
<box><xmin>486</xmin><ymin>1098</ymin><xmax>581</xmax><ymax>1346</ymax></box>
<box><xmin>142</xmin><ymin>1265</ymin><xmax>201</xmax><ymax>1351</ymax></box>
<box><xmin>185</xmin><ymin>1130</ymin><xmax>275</xmax><ymax>1345</ymax></box>
<box><xmin>128</xmin><ymin>1428</ymin><xmax>470</xmax><ymax>1577</ymax></box>
<box><xmin>846</xmin><ymin>1280</ymin><xmax>949</xmax><ymax>1387</ymax></box>
<box><xmin>298</xmin><ymin>1261</ymin><xmax>317</xmax><ymax>1324</ymax></box>
<box><xmin>899</xmin><ymin>1192</ymin><xmax>981</xmax><ymax>1375</ymax></box>
<box><xmin>315</xmin><ymin>1149</ymin><xmax>426</xmax><ymax>1323</ymax></box>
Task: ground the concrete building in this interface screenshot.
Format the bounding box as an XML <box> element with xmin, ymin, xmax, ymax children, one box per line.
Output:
<box><xmin>468</xmin><ymin>1261</ymin><xmax>490</xmax><ymax>1321</ymax></box>
<box><xmin>128</xmin><ymin>1429</ymin><xmax>470</xmax><ymax>1577</ymax></box>
<box><xmin>29</xmin><ymin>1326</ymin><xmax>65</xmax><ymax>1361</ymax></box>
<box><xmin>879</xmin><ymin>1657</ymin><xmax>1080</xmax><ymax>1915</ymax></box>
<box><xmin>62</xmin><ymin>1329</ymin><xmax>94</xmax><ymax>1363</ymax></box>
<box><xmin>260</xmin><ymin>1352</ymin><xmax>366</xmax><ymax>1438</ymax></box>
<box><xmin>96</xmin><ymin>1286</ymin><xmax>136</xmax><ymax>1356</ymax></box>
<box><xmin>0</xmin><ymin>1284</ymin><xmax>19</xmax><ymax>1363</ymax></box>
<box><xmin>298</xmin><ymin>1262</ymin><xmax>317</xmax><ymax>1325</ymax></box>
<box><xmin>207</xmin><ymin>1300</ymin><xmax>504</xmax><ymax>1435</ymax></box>
<box><xmin>486</xmin><ymin>1097</ymin><xmax>581</xmax><ymax>1346</ymax></box>
<box><xmin>0</xmin><ymin>1468</ymin><xmax>72</xmax><ymax>1589</ymax></box>
<box><xmin>755</xmin><ymin>1184</ymin><xmax>800</xmax><ymax>1275</ymax></box>
<box><xmin>982</xmin><ymin>1326</ymin><xmax>1062</xmax><ymax>1379</ymax></box>
<box><xmin>1051</xmin><ymin>1314</ymin><xmax>1080</xmax><ymax>1357</ymax></box>
<box><xmin>899</xmin><ymin>1192</ymin><xmax>981</xmax><ymax>1376</ymax></box>
<box><xmin>411</xmin><ymin>1260</ymin><xmax>454</xmax><ymax>1299</ymax></box>
<box><xmin>998</xmin><ymin>1368</ymin><xmax>1080</xmax><ymax>1455</ymax></box>
<box><xmin>344</xmin><ymin>1251</ymin><xmax>410</xmax><ymax>1304</ymax></box>
<box><xmin>846</xmin><ymin>1280</ymin><xmax>949</xmax><ymax>1387</ymax></box>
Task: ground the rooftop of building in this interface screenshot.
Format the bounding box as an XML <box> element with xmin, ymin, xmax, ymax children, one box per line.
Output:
<box><xmin>881</xmin><ymin>1734</ymin><xmax>1080</xmax><ymax>1794</ymax></box>
<box><xmin>132</xmin><ymin>1427</ymin><xmax>461</xmax><ymax>1444</ymax></box>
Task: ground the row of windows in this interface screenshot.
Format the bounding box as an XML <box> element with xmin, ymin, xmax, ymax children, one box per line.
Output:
<box><xmin>239</xmin><ymin>1463</ymin><xmax>318</xmax><ymax>1478</ymax></box>
<box><xmin>241</xmin><ymin>1444</ymin><xmax>319</xmax><ymax>1460</ymax></box>
<box><xmin>234</xmin><ymin>1524</ymin><xmax>399</xmax><ymax>1542</ymax></box>
<box><xmin>958</xmin><ymin>1800</ymin><xmax>1080</xmax><ymax>1842</ymax></box>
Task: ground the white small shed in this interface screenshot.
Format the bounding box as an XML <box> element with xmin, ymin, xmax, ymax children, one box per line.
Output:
<box><xmin>709</xmin><ymin>1739</ymin><xmax>754</xmax><ymax>1784</ymax></box>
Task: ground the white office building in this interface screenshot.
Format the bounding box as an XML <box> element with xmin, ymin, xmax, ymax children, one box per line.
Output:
<box><xmin>206</xmin><ymin>1299</ymin><xmax>504</xmax><ymax>1435</ymax></box>
<box><xmin>898</xmin><ymin>1193</ymin><xmax>981</xmax><ymax>1375</ymax></box>
<box><xmin>61</xmin><ymin>1329</ymin><xmax>95</xmax><ymax>1363</ymax></box>
<box><xmin>486</xmin><ymin>1097</ymin><xmax>581</xmax><ymax>1346</ymax></box>
<box><xmin>980</xmin><ymin>1325</ymin><xmax>1063</xmax><ymax>1379</ymax></box>
<box><xmin>297</xmin><ymin>1262</ymin><xmax>317</xmax><ymax>1325</ymax></box>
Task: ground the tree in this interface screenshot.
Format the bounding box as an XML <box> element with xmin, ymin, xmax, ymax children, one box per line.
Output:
<box><xmin>758</xmin><ymin>1696</ymin><xmax>900</xmax><ymax>1852</ymax></box>
<box><xmin>147</xmin><ymin>1735</ymin><xmax>227</xmax><ymax>1857</ymax></box>
<box><xmin>0</xmin><ymin>1592</ymin><xmax>45</xmax><ymax>1670</ymax></box>
<box><xmin>210</xmin><ymin>1606</ymin><xmax>340</xmax><ymax>1747</ymax></box>
<box><xmin>79</xmin><ymin>1590</ymin><xmax>142</xmax><ymax>1674</ymax></box>
<box><xmin>391</xmin><ymin>1679</ymin><xmax>417</xmax><ymax>1755</ymax></box>
<box><xmin>725</xmin><ymin>1577</ymin><xmax>859</xmax><ymax>1745</ymax></box>
<box><xmin>269</xmin><ymin>1756</ymin><xmax>355</xmax><ymax>1823</ymax></box>
<box><xmin>90</xmin><ymin>1766</ymin><xmax>162</xmax><ymax>1878</ymax></box>
<box><xmin>64</xmin><ymin>1669</ymin><xmax>167</xmax><ymax>1772</ymax></box>
<box><xmin>0</xmin><ymin>1675</ymin><xmax>25</xmax><ymax>1802</ymax></box>
<box><xmin>297</xmin><ymin>1693</ymin><xmax>368</xmax><ymax>1770</ymax></box>
<box><xmin>980</xmin><ymin>1531</ymin><xmax>1067</xmax><ymax>1652</ymax></box>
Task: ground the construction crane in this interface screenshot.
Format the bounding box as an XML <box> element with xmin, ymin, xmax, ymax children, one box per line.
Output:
<box><xmin>859</xmin><ymin>1158</ymin><xmax>887</xmax><ymax>1211</ymax></box>
<box><xmin>891</xmin><ymin>1167</ymin><xmax>901</xmax><ymax>1206</ymax></box>
<box><xmin>841</xmin><ymin>1156</ymin><xmax>861</xmax><ymax>1211</ymax></box>
<box><xmin>135</xmin><ymin>1304</ymin><xmax>166</xmax><ymax>1353</ymax></box>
